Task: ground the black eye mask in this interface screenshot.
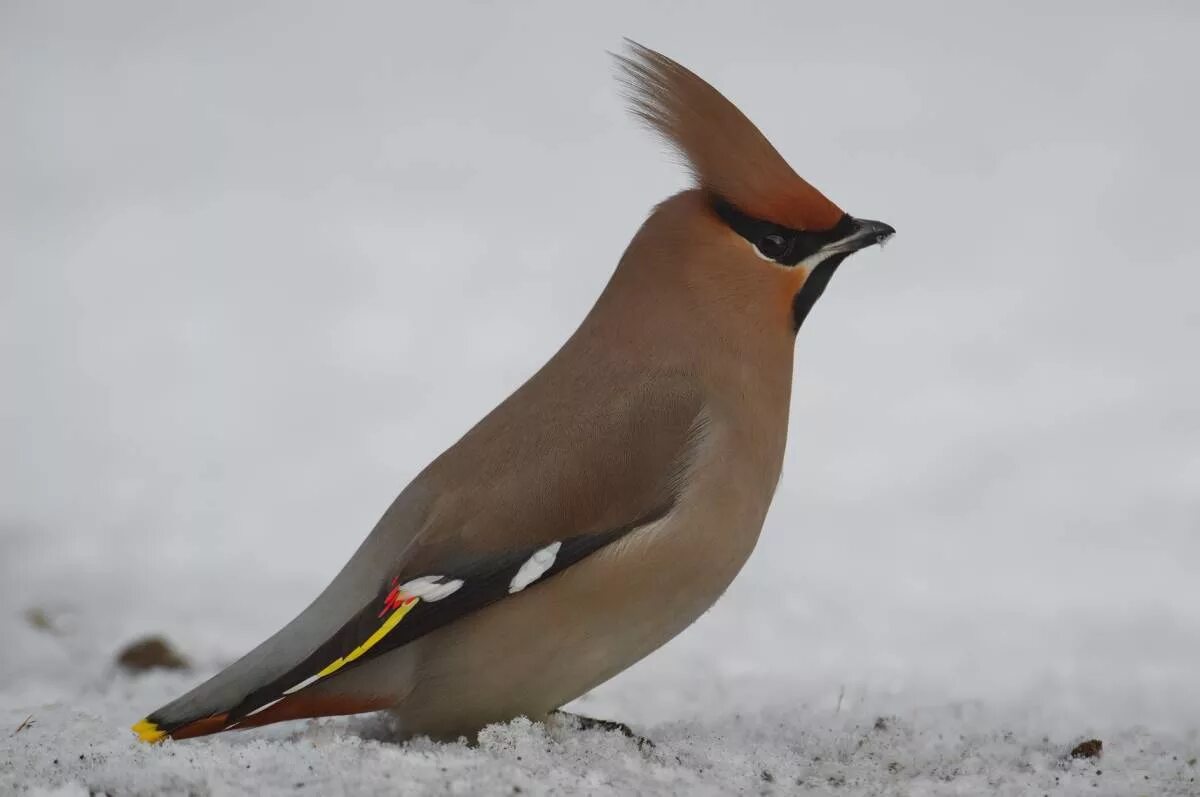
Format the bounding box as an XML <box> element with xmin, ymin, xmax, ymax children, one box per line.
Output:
<box><xmin>711</xmin><ymin>197</ymin><xmax>858</xmax><ymax>332</ymax></box>
<box><xmin>711</xmin><ymin>198</ymin><xmax>856</xmax><ymax>267</ymax></box>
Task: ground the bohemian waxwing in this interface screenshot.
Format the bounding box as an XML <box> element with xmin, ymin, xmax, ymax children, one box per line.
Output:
<box><xmin>133</xmin><ymin>40</ymin><xmax>894</xmax><ymax>744</ymax></box>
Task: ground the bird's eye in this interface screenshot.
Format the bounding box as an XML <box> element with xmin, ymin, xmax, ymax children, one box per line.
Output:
<box><xmin>756</xmin><ymin>234</ymin><xmax>789</xmax><ymax>260</ymax></box>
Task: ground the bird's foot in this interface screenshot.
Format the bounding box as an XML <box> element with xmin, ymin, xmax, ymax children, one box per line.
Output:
<box><xmin>551</xmin><ymin>710</ymin><xmax>654</xmax><ymax>750</ymax></box>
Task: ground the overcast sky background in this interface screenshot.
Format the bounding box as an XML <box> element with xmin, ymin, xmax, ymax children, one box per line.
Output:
<box><xmin>3</xmin><ymin>1</ymin><xmax>1199</xmax><ymax>736</ymax></box>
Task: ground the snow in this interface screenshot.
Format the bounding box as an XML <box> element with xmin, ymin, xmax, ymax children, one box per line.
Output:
<box><xmin>5</xmin><ymin>697</ymin><xmax>1200</xmax><ymax>795</ymax></box>
<box><xmin>3</xmin><ymin>2</ymin><xmax>1199</xmax><ymax>795</ymax></box>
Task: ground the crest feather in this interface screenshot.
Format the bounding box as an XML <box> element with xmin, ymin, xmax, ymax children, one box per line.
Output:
<box><xmin>614</xmin><ymin>40</ymin><xmax>844</xmax><ymax>231</ymax></box>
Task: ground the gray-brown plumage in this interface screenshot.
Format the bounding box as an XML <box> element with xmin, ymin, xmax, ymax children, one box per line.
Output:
<box><xmin>132</xmin><ymin>40</ymin><xmax>893</xmax><ymax>744</ymax></box>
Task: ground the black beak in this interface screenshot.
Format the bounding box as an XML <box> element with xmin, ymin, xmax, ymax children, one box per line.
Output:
<box><xmin>847</xmin><ymin>217</ymin><xmax>896</xmax><ymax>251</ymax></box>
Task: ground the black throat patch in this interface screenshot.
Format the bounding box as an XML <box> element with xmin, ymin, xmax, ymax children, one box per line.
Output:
<box><xmin>791</xmin><ymin>252</ymin><xmax>848</xmax><ymax>331</ymax></box>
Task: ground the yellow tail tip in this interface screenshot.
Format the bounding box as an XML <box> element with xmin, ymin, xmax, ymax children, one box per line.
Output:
<box><xmin>131</xmin><ymin>718</ymin><xmax>167</xmax><ymax>743</ymax></box>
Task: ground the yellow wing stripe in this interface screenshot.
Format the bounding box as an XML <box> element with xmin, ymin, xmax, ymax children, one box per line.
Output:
<box><xmin>130</xmin><ymin>596</ymin><xmax>420</xmax><ymax>743</ymax></box>
<box><xmin>313</xmin><ymin>596</ymin><xmax>420</xmax><ymax>680</ymax></box>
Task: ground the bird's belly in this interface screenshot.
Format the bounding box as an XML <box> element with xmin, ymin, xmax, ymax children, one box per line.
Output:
<box><xmin>387</xmin><ymin>496</ymin><xmax>765</xmax><ymax>740</ymax></box>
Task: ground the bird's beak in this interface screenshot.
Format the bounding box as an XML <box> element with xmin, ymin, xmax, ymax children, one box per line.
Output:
<box><xmin>842</xmin><ymin>217</ymin><xmax>896</xmax><ymax>253</ymax></box>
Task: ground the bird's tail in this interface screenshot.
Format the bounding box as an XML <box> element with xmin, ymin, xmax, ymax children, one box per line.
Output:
<box><xmin>132</xmin><ymin>688</ymin><xmax>388</xmax><ymax>742</ymax></box>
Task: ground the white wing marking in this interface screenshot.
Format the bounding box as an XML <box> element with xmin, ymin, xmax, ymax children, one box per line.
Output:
<box><xmin>508</xmin><ymin>542</ymin><xmax>562</xmax><ymax>593</ymax></box>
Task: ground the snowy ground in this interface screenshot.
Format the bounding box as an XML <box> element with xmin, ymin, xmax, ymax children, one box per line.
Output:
<box><xmin>3</xmin><ymin>2</ymin><xmax>1199</xmax><ymax>795</ymax></box>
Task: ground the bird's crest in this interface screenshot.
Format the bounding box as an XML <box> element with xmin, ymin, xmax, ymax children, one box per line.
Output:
<box><xmin>614</xmin><ymin>41</ymin><xmax>844</xmax><ymax>232</ymax></box>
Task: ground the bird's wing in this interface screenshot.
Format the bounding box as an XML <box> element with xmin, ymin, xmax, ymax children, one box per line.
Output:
<box><xmin>183</xmin><ymin>505</ymin><xmax>670</xmax><ymax>737</ymax></box>
<box><xmin>135</xmin><ymin>368</ymin><xmax>705</xmax><ymax>741</ymax></box>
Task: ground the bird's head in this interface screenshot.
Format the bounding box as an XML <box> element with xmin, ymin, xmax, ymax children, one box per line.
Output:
<box><xmin>613</xmin><ymin>42</ymin><xmax>894</xmax><ymax>333</ymax></box>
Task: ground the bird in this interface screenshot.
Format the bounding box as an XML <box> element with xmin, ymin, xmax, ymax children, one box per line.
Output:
<box><xmin>131</xmin><ymin>40</ymin><xmax>894</xmax><ymax>745</ymax></box>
